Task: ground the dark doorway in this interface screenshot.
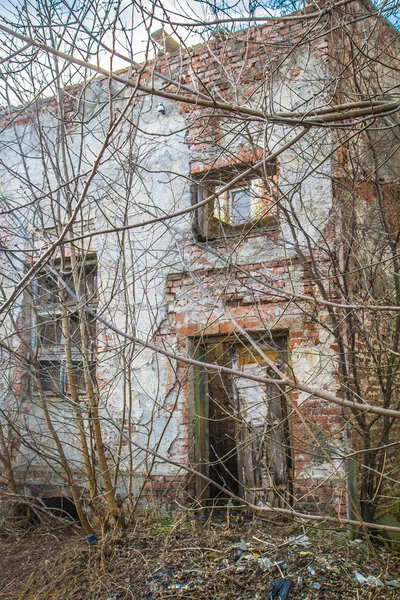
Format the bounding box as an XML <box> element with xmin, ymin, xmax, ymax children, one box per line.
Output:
<box><xmin>40</xmin><ymin>496</ymin><xmax>79</xmax><ymax>520</ymax></box>
<box><xmin>194</xmin><ymin>334</ymin><xmax>292</xmax><ymax>508</ymax></box>
<box><xmin>205</xmin><ymin>342</ymin><xmax>239</xmax><ymax>498</ymax></box>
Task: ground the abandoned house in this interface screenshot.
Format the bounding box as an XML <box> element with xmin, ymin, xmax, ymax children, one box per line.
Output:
<box><xmin>0</xmin><ymin>1</ymin><xmax>399</xmax><ymax>526</ymax></box>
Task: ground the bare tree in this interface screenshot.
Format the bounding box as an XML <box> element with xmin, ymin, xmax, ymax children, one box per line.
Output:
<box><xmin>0</xmin><ymin>0</ymin><xmax>399</xmax><ymax>537</ymax></box>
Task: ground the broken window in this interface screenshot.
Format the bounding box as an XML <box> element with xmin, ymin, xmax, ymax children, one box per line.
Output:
<box><xmin>35</xmin><ymin>263</ymin><xmax>97</xmax><ymax>311</ymax></box>
<box><xmin>36</xmin><ymin>313</ymin><xmax>96</xmax><ymax>349</ymax></box>
<box><xmin>32</xmin><ymin>258</ymin><xmax>97</xmax><ymax>397</ymax></box>
<box><xmin>192</xmin><ymin>163</ymin><xmax>278</xmax><ymax>240</ymax></box>
<box><xmin>36</xmin><ymin>360</ymin><xmax>95</xmax><ymax>395</ymax></box>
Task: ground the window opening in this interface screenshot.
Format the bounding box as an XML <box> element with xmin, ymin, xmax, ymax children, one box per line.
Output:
<box><xmin>231</xmin><ymin>186</ymin><xmax>252</xmax><ymax>225</ymax></box>
<box><xmin>32</xmin><ymin>258</ymin><xmax>97</xmax><ymax>397</ymax></box>
<box><xmin>36</xmin><ymin>360</ymin><xmax>95</xmax><ymax>396</ymax></box>
<box><xmin>192</xmin><ymin>163</ymin><xmax>278</xmax><ymax>240</ymax></box>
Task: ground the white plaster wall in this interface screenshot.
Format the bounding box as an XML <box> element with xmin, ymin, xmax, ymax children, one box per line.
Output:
<box><xmin>0</xmin><ymin>42</ymin><xmax>338</xmax><ymax>488</ymax></box>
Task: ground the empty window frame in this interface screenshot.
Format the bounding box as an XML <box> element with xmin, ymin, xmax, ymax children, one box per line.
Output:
<box><xmin>35</xmin><ymin>263</ymin><xmax>97</xmax><ymax>311</ymax></box>
<box><xmin>32</xmin><ymin>259</ymin><xmax>97</xmax><ymax>397</ymax></box>
<box><xmin>192</xmin><ymin>163</ymin><xmax>278</xmax><ymax>240</ymax></box>
<box><xmin>36</xmin><ymin>360</ymin><xmax>96</xmax><ymax>396</ymax></box>
<box><xmin>36</xmin><ymin>313</ymin><xmax>97</xmax><ymax>349</ymax></box>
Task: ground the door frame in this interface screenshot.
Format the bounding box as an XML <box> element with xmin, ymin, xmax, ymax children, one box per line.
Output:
<box><xmin>191</xmin><ymin>331</ymin><xmax>293</xmax><ymax>505</ymax></box>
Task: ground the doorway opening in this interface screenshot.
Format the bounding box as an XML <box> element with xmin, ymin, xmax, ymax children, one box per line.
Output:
<box><xmin>193</xmin><ymin>334</ymin><xmax>292</xmax><ymax>508</ymax></box>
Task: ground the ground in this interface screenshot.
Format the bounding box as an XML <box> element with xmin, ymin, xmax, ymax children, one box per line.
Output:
<box><xmin>1</xmin><ymin>512</ymin><xmax>400</xmax><ymax>599</ymax></box>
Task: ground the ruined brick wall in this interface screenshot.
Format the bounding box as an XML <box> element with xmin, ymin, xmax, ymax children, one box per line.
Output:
<box><xmin>162</xmin><ymin>241</ymin><xmax>346</xmax><ymax>515</ymax></box>
<box><xmin>0</xmin><ymin>12</ymin><xmax>344</xmax><ymax>515</ymax></box>
<box><xmin>0</xmin><ymin>3</ymin><xmax>398</xmax><ymax>521</ymax></box>
<box><xmin>149</xmin><ymin>14</ymin><xmax>343</xmax><ymax>515</ymax></box>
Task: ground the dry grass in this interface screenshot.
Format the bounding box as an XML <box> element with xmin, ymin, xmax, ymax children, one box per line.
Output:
<box><xmin>1</xmin><ymin>511</ymin><xmax>399</xmax><ymax>599</ymax></box>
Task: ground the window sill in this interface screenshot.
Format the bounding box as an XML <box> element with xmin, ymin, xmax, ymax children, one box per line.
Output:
<box><xmin>194</xmin><ymin>216</ymin><xmax>279</xmax><ymax>242</ymax></box>
<box><xmin>32</xmin><ymin>392</ymin><xmax>88</xmax><ymax>399</ymax></box>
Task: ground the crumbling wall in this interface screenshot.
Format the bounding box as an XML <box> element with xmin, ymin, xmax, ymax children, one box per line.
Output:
<box><xmin>1</xmin><ymin>7</ymin><xmax>389</xmax><ymax>518</ymax></box>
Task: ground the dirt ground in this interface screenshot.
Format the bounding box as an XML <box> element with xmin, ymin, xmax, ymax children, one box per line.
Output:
<box><xmin>1</xmin><ymin>513</ymin><xmax>400</xmax><ymax>599</ymax></box>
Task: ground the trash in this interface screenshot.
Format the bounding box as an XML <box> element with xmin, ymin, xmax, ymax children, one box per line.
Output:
<box><xmin>267</xmin><ymin>578</ymin><xmax>294</xmax><ymax>599</ymax></box>
<box><xmin>354</xmin><ymin>572</ymin><xmax>366</xmax><ymax>584</ymax></box>
<box><xmin>285</xmin><ymin>534</ymin><xmax>311</xmax><ymax>548</ymax></box>
<box><xmin>354</xmin><ymin>572</ymin><xmax>383</xmax><ymax>587</ymax></box>
<box><xmin>87</xmin><ymin>534</ymin><xmax>98</xmax><ymax>544</ymax></box>
<box><xmin>355</xmin><ymin>572</ymin><xmax>400</xmax><ymax>588</ymax></box>
<box><xmin>257</xmin><ymin>556</ymin><xmax>286</xmax><ymax>572</ymax></box>
<box><xmin>240</xmin><ymin>551</ymin><xmax>260</xmax><ymax>561</ymax></box>
<box><xmin>168</xmin><ymin>583</ymin><xmax>192</xmax><ymax>591</ymax></box>
<box><xmin>258</xmin><ymin>556</ymin><xmax>274</xmax><ymax>571</ymax></box>
<box><xmin>240</xmin><ymin>552</ymin><xmax>252</xmax><ymax>561</ymax></box>
<box><xmin>147</xmin><ymin>568</ymin><xmax>173</xmax><ymax>582</ymax></box>
<box><xmin>307</xmin><ymin>565</ymin><xmax>316</xmax><ymax>576</ymax></box>
<box><xmin>236</xmin><ymin>539</ymin><xmax>248</xmax><ymax>551</ymax></box>
<box><xmin>236</xmin><ymin>565</ymin><xmax>247</xmax><ymax>572</ymax></box>
<box><xmin>313</xmin><ymin>583</ymin><xmax>322</xmax><ymax>590</ymax></box>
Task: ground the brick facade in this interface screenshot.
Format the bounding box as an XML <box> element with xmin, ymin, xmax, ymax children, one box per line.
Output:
<box><xmin>0</xmin><ymin>2</ymin><xmax>399</xmax><ymax>523</ymax></box>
